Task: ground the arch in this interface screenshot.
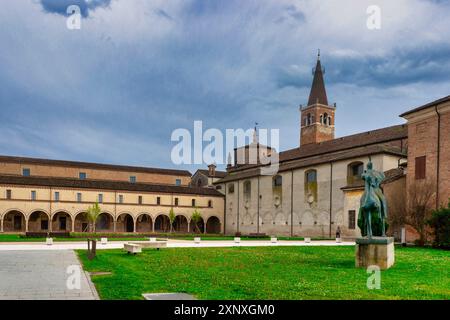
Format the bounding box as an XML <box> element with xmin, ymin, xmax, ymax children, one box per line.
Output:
<box><xmin>2</xmin><ymin>210</ymin><xmax>26</xmax><ymax>232</ymax></box>
<box><xmin>305</xmin><ymin>169</ymin><xmax>318</xmax><ymax>203</ymax></box>
<box><xmin>191</xmin><ymin>216</ymin><xmax>205</xmax><ymax>234</ymax></box>
<box><xmin>28</xmin><ymin>210</ymin><xmax>50</xmax><ymax>232</ymax></box>
<box><xmin>116</xmin><ymin>213</ymin><xmax>134</xmax><ymax>232</ymax></box>
<box><xmin>206</xmin><ymin>216</ymin><xmax>221</xmax><ymax>234</ymax></box>
<box><xmin>347</xmin><ymin>161</ymin><xmax>364</xmax><ymax>184</ymax></box>
<box><xmin>173</xmin><ymin>215</ymin><xmax>188</xmax><ymax>233</ymax></box>
<box><xmin>154</xmin><ymin>214</ymin><xmax>171</xmax><ymax>233</ymax></box>
<box><xmin>136</xmin><ymin>213</ymin><xmax>152</xmax><ymax>233</ymax></box>
<box><xmin>52</xmin><ymin>211</ymin><xmax>72</xmax><ymax>232</ymax></box>
<box><xmin>74</xmin><ymin>212</ymin><xmax>88</xmax><ymax>232</ymax></box>
<box><xmin>323</xmin><ymin>112</ymin><xmax>329</xmax><ymax>125</ymax></box>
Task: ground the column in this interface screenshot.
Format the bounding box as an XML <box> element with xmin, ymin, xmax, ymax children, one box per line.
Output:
<box><xmin>133</xmin><ymin>220</ymin><xmax>137</xmax><ymax>233</ymax></box>
<box><xmin>152</xmin><ymin>220</ymin><xmax>155</xmax><ymax>233</ymax></box>
<box><xmin>0</xmin><ymin>218</ymin><xmax>3</xmax><ymax>233</ymax></box>
<box><xmin>49</xmin><ymin>215</ymin><xmax>53</xmax><ymax>232</ymax></box>
<box><xmin>25</xmin><ymin>218</ymin><xmax>29</xmax><ymax>232</ymax></box>
<box><xmin>113</xmin><ymin>220</ymin><xmax>117</xmax><ymax>232</ymax></box>
<box><xmin>187</xmin><ymin>221</ymin><xmax>190</xmax><ymax>233</ymax></box>
<box><xmin>71</xmin><ymin>218</ymin><xmax>75</xmax><ymax>232</ymax></box>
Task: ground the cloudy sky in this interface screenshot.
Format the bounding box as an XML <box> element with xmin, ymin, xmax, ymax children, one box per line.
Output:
<box><xmin>1</xmin><ymin>0</ymin><xmax>449</xmax><ymax>173</ymax></box>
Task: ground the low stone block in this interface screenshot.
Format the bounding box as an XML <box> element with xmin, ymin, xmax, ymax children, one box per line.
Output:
<box><xmin>355</xmin><ymin>237</ymin><xmax>395</xmax><ymax>270</ymax></box>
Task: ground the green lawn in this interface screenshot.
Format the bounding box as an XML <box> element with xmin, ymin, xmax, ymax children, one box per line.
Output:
<box><xmin>78</xmin><ymin>246</ymin><xmax>450</xmax><ymax>300</ymax></box>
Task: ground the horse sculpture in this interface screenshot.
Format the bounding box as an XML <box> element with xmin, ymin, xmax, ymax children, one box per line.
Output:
<box><xmin>357</xmin><ymin>161</ymin><xmax>388</xmax><ymax>238</ymax></box>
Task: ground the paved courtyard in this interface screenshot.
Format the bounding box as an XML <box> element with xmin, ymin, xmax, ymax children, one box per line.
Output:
<box><xmin>0</xmin><ymin>250</ymin><xmax>98</xmax><ymax>300</ymax></box>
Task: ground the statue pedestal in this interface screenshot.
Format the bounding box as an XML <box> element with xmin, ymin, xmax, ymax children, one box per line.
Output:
<box><xmin>355</xmin><ymin>237</ymin><xmax>395</xmax><ymax>270</ymax></box>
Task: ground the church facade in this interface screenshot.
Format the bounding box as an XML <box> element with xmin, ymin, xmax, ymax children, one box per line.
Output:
<box><xmin>214</xmin><ymin>55</ymin><xmax>409</xmax><ymax>238</ymax></box>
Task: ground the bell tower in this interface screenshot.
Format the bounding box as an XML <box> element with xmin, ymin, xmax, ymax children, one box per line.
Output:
<box><xmin>300</xmin><ymin>51</ymin><xmax>336</xmax><ymax>146</ymax></box>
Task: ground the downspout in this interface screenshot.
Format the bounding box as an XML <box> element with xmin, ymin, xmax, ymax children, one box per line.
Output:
<box><xmin>223</xmin><ymin>183</ymin><xmax>227</xmax><ymax>235</ymax></box>
<box><xmin>435</xmin><ymin>105</ymin><xmax>441</xmax><ymax>209</ymax></box>
<box><xmin>329</xmin><ymin>162</ymin><xmax>333</xmax><ymax>238</ymax></box>
<box><xmin>257</xmin><ymin>176</ymin><xmax>260</xmax><ymax>234</ymax></box>
<box><xmin>237</xmin><ymin>181</ymin><xmax>240</xmax><ymax>233</ymax></box>
<box><xmin>290</xmin><ymin>170</ymin><xmax>294</xmax><ymax>237</ymax></box>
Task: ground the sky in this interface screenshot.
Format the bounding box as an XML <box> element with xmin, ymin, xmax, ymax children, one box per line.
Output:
<box><xmin>1</xmin><ymin>0</ymin><xmax>449</xmax><ymax>173</ymax></box>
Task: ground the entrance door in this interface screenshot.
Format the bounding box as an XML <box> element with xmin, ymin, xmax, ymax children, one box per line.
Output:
<box><xmin>126</xmin><ymin>216</ymin><xmax>134</xmax><ymax>232</ymax></box>
<box><xmin>59</xmin><ymin>217</ymin><xmax>67</xmax><ymax>230</ymax></box>
<box><xmin>13</xmin><ymin>215</ymin><xmax>22</xmax><ymax>230</ymax></box>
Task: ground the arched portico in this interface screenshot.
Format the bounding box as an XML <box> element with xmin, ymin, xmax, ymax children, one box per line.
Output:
<box><xmin>191</xmin><ymin>217</ymin><xmax>205</xmax><ymax>234</ymax></box>
<box><xmin>136</xmin><ymin>214</ymin><xmax>152</xmax><ymax>233</ymax></box>
<box><xmin>2</xmin><ymin>210</ymin><xmax>26</xmax><ymax>232</ymax></box>
<box><xmin>28</xmin><ymin>211</ymin><xmax>50</xmax><ymax>232</ymax></box>
<box><xmin>154</xmin><ymin>214</ymin><xmax>170</xmax><ymax>233</ymax></box>
<box><xmin>52</xmin><ymin>211</ymin><xmax>72</xmax><ymax>232</ymax></box>
<box><xmin>96</xmin><ymin>212</ymin><xmax>114</xmax><ymax>232</ymax></box>
<box><xmin>206</xmin><ymin>216</ymin><xmax>221</xmax><ymax>234</ymax></box>
<box><xmin>116</xmin><ymin>213</ymin><xmax>134</xmax><ymax>233</ymax></box>
<box><xmin>74</xmin><ymin>212</ymin><xmax>88</xmax><ymax>232</ymax></box>
<box><xmin>173</xmin><ymin>215</ymin><xmax>189</xmax><ymax>233</ymax></box>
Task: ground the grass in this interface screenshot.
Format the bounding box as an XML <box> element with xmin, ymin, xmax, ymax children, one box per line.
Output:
<box><xmin>78</xmin><ymin>246</ymin><xmax>450</xmax><ymax>300</ymax></box>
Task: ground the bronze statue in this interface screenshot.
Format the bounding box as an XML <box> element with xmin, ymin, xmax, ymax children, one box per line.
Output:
<box><xmin>358</xmin><ymin>161</ymin><xmax>388</xmax><ymax>238</ymax></box>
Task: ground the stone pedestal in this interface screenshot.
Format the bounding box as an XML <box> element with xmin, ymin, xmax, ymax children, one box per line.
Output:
<box><xmin>355</xmin><ymin>237</ymin><xmax>395</xmax><ymax>270</ymax></box>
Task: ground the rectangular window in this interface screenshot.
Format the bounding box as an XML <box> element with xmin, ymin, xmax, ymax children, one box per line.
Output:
<box><xmin>22</xmin><ymin>168</ymin><xmax>30</xmax><ymax>176</ymax></box>
<box><xmin>348</xmin><ymin>210</ymin><xmax>356</xmax><ymax>230</ymax></box>
<box><xmin>138</xmin><ymin>195</ymin><xmax>143</xmax><ymax>205</ymax></box>
<box><xmin>77</xmin><ymin>193</ymin><xmax>82</xmax><ymax>203</ymax></box>
<box><xmin>174</xmin><ymin>198</ymin><xmax>179</xmax><ymax>206</ymax></box>
<box><xmin>175</xmin><ymin>179</ymin><xmax>181</xmax><ymax>186</ymax></box>
<box><xmin>118</xmin><ymin>195</ymin><xmax>123</xmax><ymax>204</ymax></box>
<box><xmin>156</xmin><ymin>197</ymin><xmax>161</xmax><ymax>205</ymax></box>
<box><xmin>98</xmin><ymin>194</ymin><xmax>103</xmax><ymax>203</ymax></box>
<box><xmin>130</xmin><ymin>176</ymin><xmax>136</xmax><ymax>183</ymax></box>
<box><xmin>228</xmin><ymin>184</ymin><xmax>234</xmax><ymax>194</ymax></box>
<box><xmin>415</xmin><ymin>156</ymin><xmax>426</xmax><ymax>180</ymax></box>
<box><xmin>6</xmin><ymin>189</ymin><xmax>12</xmax><ymax>199</ymax></box>
<box><xmin>208</xmin><ymin>200</ymin><xmax>212</xmax><ymax>208</ymax></box>
<box><xmin>54</xmin><ymin>192</ymin><xmax>60</xmax><ymax>202</ymax></box>
<box><xmin>192</xmin><ymin>199</ymin><xmax>196</xmax><ymax>207</ymax></box>
<box><xmin>31</xmin><ymin>190</ymin><xmax>36</xmax><ymax>201</ymax></box>
<box><xmin>79</xmin><ymin>172</ymin><xmax>87</xmax><ymax>180</ymax></box>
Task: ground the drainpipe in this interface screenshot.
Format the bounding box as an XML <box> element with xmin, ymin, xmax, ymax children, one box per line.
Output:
<box><xmin>290</xmin><ymin>170</ymin><xmax>294</xmax><ymax>237</ymax></box>
<box><xmin>257</xmin><ymin>176</ymin><xmax>260</xmax><ymax>234</ymax></box>
<box><xmin>237</xmin><ymin>181</ymin><xmax>240</xmax><ymax>233</ymax></box>
<box><xmin>329</xmin><ymin>162</ymin><xmax>333</xmax><ymax>238</ymax></box>
<box><xmin>435</xmin><ymin>105</ymin><xmax>441</xmax><ymax>209</ymax></box>
<box><xmin>223</xmin><ymin>183</ymin><xmax>227</xmax><ymax>235</ymax></box>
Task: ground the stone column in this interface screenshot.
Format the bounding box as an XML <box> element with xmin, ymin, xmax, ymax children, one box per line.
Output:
<box><xmin>113</xmin><ymin>220</ymin><xmax>117</xmax><ymax>232</ymax></box>
<box><xmin>133</xmin><ymin>220</ymin><xmax>137</xmax><ymax>233</ymax></box>
<box><xmin>0</xmin><ymin>218</ymin><xmax>3</xmax><ymax>233</ymax></box>
<box><xmin>152</xmin><ymin>220</ymin><xmax>155</xmax><ymax>233</ymax></box>
<box><xmin>49</xmin><ymin>215</ymin><xmax>53</xmax><ymax>232</ymax></box>
<box><xmin>187</xmin><ymin>221</ymin><xmax>190</xmax><ymax>233</ymax></box>
<box><xmin>71</xmin><ymin>218</ymin><xmax>75</xmax><ymax>233</ymax></box>
<box><xmin>25</xmin><ymin>218</ymin><xmax>29</xmax><ymax>232</ymax></box>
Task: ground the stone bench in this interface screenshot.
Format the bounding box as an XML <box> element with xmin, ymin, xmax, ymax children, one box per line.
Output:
<box><xmin>124</xmin><ymin>243</ymin><xmax>142</xmax><ymax>254</ymax></box>
<box><xmin>130</xmin><ymin>241</ymin><xmax>167</xmax><ymax>250</ymax></box>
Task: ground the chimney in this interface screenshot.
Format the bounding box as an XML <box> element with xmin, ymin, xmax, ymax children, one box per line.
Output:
<box><xmin>208</xmin><ymin>163</ymin><xmax>216</xmax><ymax>177</ymax></box>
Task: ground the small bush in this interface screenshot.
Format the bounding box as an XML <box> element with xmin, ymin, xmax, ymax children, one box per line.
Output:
<box><xmin>428</xmin><ymin>201</ymin><xmax>450</xmax><ymax>250</ymax></box>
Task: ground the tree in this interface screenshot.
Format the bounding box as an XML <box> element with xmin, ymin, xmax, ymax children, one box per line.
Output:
<box><xmin>191</xmin><ymin>208</ymin><xmax>202</xmax><ymax>234</ymax></box>
<box><xmin>427</xmin><ymin>200</ymin><xmax>450</xmax><ymax>249</ymax></box>
<box><xmin>390</xmin><ymin>180</ymin><xmax>435</xmax><ymax>246</ymax></box>
<box><xmin>86</xmin><ymin>202</ymin><xmax>101</xmax><ymax>233</ymax></box>
<box><xmin>169</xmin><ymin>208</ymin><xmax>176</xmax><ymax>233</ymax></box>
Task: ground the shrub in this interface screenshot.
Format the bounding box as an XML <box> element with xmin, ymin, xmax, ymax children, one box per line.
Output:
<box><xmin>427</xmin><ymin>200</ymin><xmax>450</xmax><ymax>250</ymax></box>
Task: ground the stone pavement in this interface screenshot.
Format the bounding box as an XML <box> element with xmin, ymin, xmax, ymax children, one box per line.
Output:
<box><xmin>0</xmin><ymin>250</ymin><xmax>98</xmax><ymax>300</ymax></box>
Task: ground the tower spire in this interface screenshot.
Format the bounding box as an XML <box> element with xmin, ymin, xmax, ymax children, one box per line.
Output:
<box><xmin>308</xmin><ymin>50</ymin><xmax>328</xmax><ymax>106</ymax></box>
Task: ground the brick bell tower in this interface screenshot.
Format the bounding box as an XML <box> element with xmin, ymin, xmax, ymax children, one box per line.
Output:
<box><xmin>300</xmin><ymin>51</ymin><xmax>336</xmax><ymax>146</ymax></box>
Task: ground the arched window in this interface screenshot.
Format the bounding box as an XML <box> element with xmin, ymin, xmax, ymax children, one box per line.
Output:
<box><xmin>320</xmin><ymin>114</ymin><xmax>323</xmax><ymax>124</ymax></box>
<box><xmin>243</xmin><ymin>180</ymin><xmax>251</xmax><ymax>200</ymax></box>
<box><xmin>328</xmin><ymin>116</ymin><xmax>332</xmax><ymax>126</ymax></box>
<box><xmin>304</xmin><ymin>169</ymin><xmax>318</xmax><ymax>203</ymax></box>
<box><xmin>347</xmin><ymin>162</ymin><xmax>364</xmax><ymax>184</ymax></box>
<box><xmin>323</xmin><ymin>113</ymin><xmax>328</xmax><ymax>125</ymax></box>
<box><xmin>305</xmin><ymin>113</ymin><xmax>312</xmax><ymax>126</ymax></box>
<box><xmin>273</xmin><ymin>175</ymin><xmax>282</xmax><ymax>207</ymax></box>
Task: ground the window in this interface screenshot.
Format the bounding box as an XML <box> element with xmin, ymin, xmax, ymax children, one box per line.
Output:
<box><xmin>348</xmin><ymin>210</ymin><xmax>356</xmax><ymax>229</ymax></box>
<box><xmin>156</xmin><ymin>197</ymin><xmax>161</xmax><ymax>205</ymax></box>
<box><xmin>273</xmin><ymin>175</ymin><xmax>282</xmax><ymax>187</ymax></box>
<box><xmin>305</xmin><ymin>169</ymin><xmax>318</xmax><ymax>202</ymax></box>
<box><xmin>216</xmin><ymin>185</ymin><xmax>222</xmax><ymax>190</ymax></box>
<box><xmin>208</xmin><ymin>200</ymin><xmax>212</xmax><ymax>208</ymax></box>
<box><xmin>77</xmin><ymin>193</ymin><xmax>82</xmax><ymax>202</ymax></box>
<box><xmin>174</xmin><ymin>198</ymin><xmax>179</xmax><ymax>206</ymax></box>
<box><xmin>79</xmin><ymin>172</ymin><xmax>87</xmax><ymax>180</ymax></box>
<box><xmin>130</xmin><ymin>176</ymin><xmax>136</xmax><ymax>183</ymax></box>
<box><xmin>22</xmin><ymin>168</ymin><xmax>30</xmax><ymax>176</ymax></box>
<box><xmin>175</xmin><ymin>179</ymin><xmax>182</xmax><ymax>186</ymax></box>
<box><xmin>54</xmin><ymin>192</ymin><xmax>60</xmax><ymax>202</ymax></box>
<box><xmin>138</xmin><ymin>195</ymin><xmax>143</xmax><ymax>204</ymax></box>
<box><xmin>118</xmin><ymin>195</ymin><xmax>123</xmax><ymax>204</ymax></box>
<box><xmin>347</xmin><ymin>162</ymin><xmax>364</xmax><ymax>184</ymax></box>
<box><xmin>228</xmin><ymin>184</ymin><xmax>235</xmax><ymax>194</ymax></box>
<box><xmin>415</xmin><ymin>156</ymin><xmax>426</xmax><ymax>180</ymax></box>
<box><xmin>243</xmin><ymin>181</ymin><xmax>251</xmax><ymax>199</ymax></box>
<box><xmin>6</xmin><ymin>189</ymin><xmax>12</xmax><ymax>199</ymax></box>
<box><xmin>98</xmin><ymin>194</ymin><xmax>103</xmax><ymax>203</ymax></box>
<box><xmin>192</xmin><ymin>199</ymin><xmax>196</xmax><ymax>207</ymax></box>
<box><xmin>31</xmin><ymin>190</ymin><xmax>36</xmax><ymax>201</ymax></box>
